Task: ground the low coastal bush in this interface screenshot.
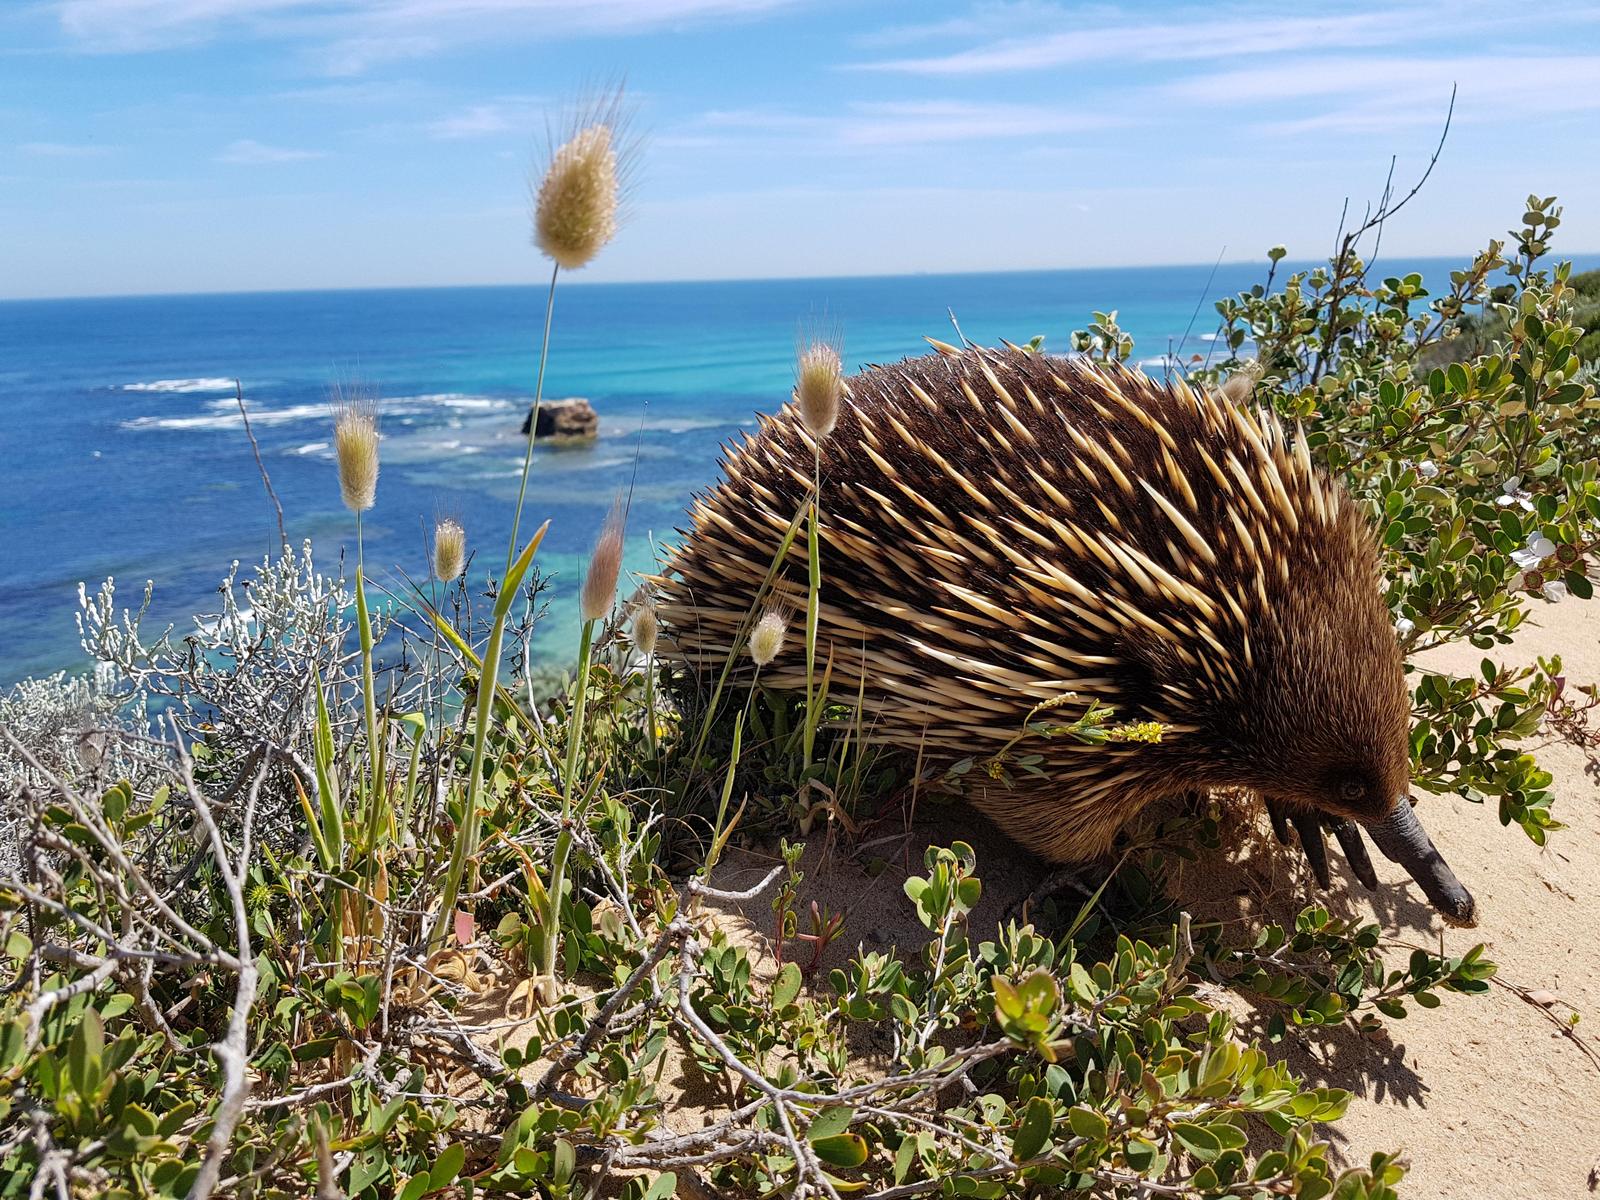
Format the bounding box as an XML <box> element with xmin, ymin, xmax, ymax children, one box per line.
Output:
<box><xmin>0</xmin><ymin>145</ymin><xmax>1595</xmax><ymax>1198</ymax></box>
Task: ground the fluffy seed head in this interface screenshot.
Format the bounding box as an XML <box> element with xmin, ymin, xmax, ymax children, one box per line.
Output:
<box><xmin>580</xmin><ymin>503</ymin><xmax>626</xmax><ymax>623</ymax></box>
<box><xmin>1218</xmin><ymin>359</ymin><xmax>1263</xmax><ymax>405</ymax></box>
<box><xmin>748</xmin><ymin>609</ymin><xmax>786</xmax><ymax>667</ymax></box>
<box><xmin>633</xmin><ymin>603</ymin><xmax>659</xmax><ymax>657</ymax></box>
<box><xmin>433</xmin><ymin>518</ymin><xmax>466</xmax><ymax>581</ymax></box>
<box><xmin>533</xmin><ymin>90</ymin><xmax>637</xmax><ymax>271</ymax></box>
<box><xmin>795</xmin><ymin>338</ymin><xmax>845</xmax><ymax>439</ymax></box>
<box><xmin>331</xmin><ymin>389</ymin><xmax>379</xmax><ymax>513</ymax></box>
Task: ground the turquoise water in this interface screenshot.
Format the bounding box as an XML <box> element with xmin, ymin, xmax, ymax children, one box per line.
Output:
<box><xmin>0</xmin><ymin>260</ymin><xmax>1554</xmax><ymax>683</ymax></box>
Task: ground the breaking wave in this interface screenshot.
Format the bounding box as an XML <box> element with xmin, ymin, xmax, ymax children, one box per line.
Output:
<box><xmin>120</xmin><ymin>377</ymin><xmax>237</xmax><ymax>394</ymax></box>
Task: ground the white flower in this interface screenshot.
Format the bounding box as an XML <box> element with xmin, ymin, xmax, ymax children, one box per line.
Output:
<box><xmin>1496</xmin><ymin>477</ymin><xmax>1534</xmax><ymax>511</ymax></box>
<box><xmin>1417</xmin><ymin>460</ymin><xmax>1439</xmax><ymax>479</ymax></box>
<box><xmin>1544</xmin><ymin>580</ymin><xmax>1570</xmax><ymax>602</ymax></box>
<box><xmin>1395</xmin><ymin>616</ymin><xmax>1415</xmax><ymax>637</ymax></box>
<box><xmin>1510</xmin><ymin>532</ymin><xmax>1557</xmax><ymax>570</ymax></box>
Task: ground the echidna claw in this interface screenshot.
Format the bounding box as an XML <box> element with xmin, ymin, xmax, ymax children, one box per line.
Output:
<box><xmin>1289</xmin><ymin>811</ymin><xmax>1332</xmax><ymax>888</ymax></box>
<box><xmin>1330</xmin><ymin>819</ymin><xmax>1380</xmax><ymax>890</ymax></box>
<box><xmin>1267</xmin><ymin>801</ymin><xmax>1293</xmax><ymax>846</ymax></box>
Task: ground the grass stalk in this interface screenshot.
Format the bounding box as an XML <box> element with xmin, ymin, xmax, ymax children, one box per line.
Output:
<box><xmin>688</xmin><ymin>497</ymin><xmax>811</xmax><ymax>769</ymax></box>
<box><xmin>642</xmin><ymin>649</ymin><xmax>657</xmax><ymax>758</ymax></box>
<box><xmin>506</xmin><ymin>263</ymin><xmax>561</xmax><ymax>575</ymax></box>
<box><xmin>429</xmin><ymin>521</ymin><xmax>550</xmax><ymax>951</ymax></box>
<box><xmin>540</xmin><ymin>616</ymin><xmax>595</xmax><ymax>981</ymax></box>
<box><xmin>802</xmin><ymin>441</ymin><xmax>822</xmax><ymax>769</ymax></box>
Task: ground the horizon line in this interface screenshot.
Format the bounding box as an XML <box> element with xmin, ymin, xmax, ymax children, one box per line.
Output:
<box><xmin>8</xmin><ymin>249</ymin><xmax>1598</xmax><ymax>305</ymax></box>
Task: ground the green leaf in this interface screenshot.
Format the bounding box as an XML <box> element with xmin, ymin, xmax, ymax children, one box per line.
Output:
<box><xmin>772</xmin><ymin>961</ymin><xmax>803</xmax><ymax>1010</ymax></box>
<box><xmin>66</xmin><ymin>1008</ymin><xmax>104</xmax><ymax>1100</ymax></box>
<box><xmin>811</xmin><ymin>1133</ymin><xmax>869</xmax><ymax>1169</ymax></box>
<box><xmin>1067</xmin><ymin>1106</ymin><xmax>1109</xmax><ymax>1142</ymax></box>
<box><xmin>1171</xmin><ymin>1121</ymin><xmax>1221</xmax><ymax>1160</ymax></box>
<box><xmin>1012</xmin><ymin>1096</ymin><xmax>1053</xmax><ymax>1161</ymax></box>
<box><xmin>992</xmin><ymin>977</ymin><xmax>1023</xmax><ymax>1020</ymax></box>
<box><xmin>428</xmin><ymin>1144</ymin><xmax>465</xmax><ymax>1189</ymax></box>
<box><xmin>553</xmin><ymin>1137</ymin><xmax>576</xmax><ymax>1185</ymax></box>
<box><xmin>807</xmin><ymin>1106</ymin><xmax>855</xmax><ymax>1142</ymax></box>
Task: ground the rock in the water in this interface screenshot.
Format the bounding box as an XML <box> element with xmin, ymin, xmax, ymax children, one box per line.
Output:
<box><xmin>522</xmin><ymin>397</ymin><xmax>598</xmax><ymax>440</ymax></box>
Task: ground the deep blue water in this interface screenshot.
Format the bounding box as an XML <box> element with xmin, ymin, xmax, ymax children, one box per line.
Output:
<box><xmin>5</xmin><ymin>259</ymin><xmax>1583</xmax><ymax>684</ymax></box>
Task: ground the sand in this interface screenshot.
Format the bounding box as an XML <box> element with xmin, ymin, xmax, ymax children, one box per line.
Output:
<box><xmin>699</xmin><ymin>597</ymin><xmax>1600</xmax><ymax>1198</ymax></box>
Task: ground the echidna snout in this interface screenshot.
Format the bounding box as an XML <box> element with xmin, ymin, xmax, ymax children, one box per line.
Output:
<box><xmin>659</xmin><ymin>346</ymin><xmax>1477</xmax><ymax>924</ymax></box>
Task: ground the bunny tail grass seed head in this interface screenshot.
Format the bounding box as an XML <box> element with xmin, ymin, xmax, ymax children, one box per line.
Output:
<box><xmin>749</xmin><ymin>608</ymin><xmax>786</xmax><ymax>667</ymax></box>
<box><xmin>796</xmin><ymin>336</ymin><xmax>844</xmax><ymax>440</ymax></box>
<box><xmin>633</xmin><ymin>602</ymin><xmax>659</xmax><ymax>657</ymax></box>
<box><xmin>331</xmin><ymin>388</ymin><xmax>379</xmax><ymax>513</ymax></box>
<box><xmin>1219</xmin><ymin>359</ymin><xmax>1264</xmax><ymax>405</ymax></box>
<box><xmin>433</xmin><ymin>518</ymin><xmax>466</xmax><ymax>581</ymax></box>
<box><xmin>533</xmin><ymin>88</ymin><xmax>638</xmax><ymax>271</ymax></box>
<box><xmin>580</xmin><ymin>502</ymin><xmax>626</xmax><ymax>623</ymax></box>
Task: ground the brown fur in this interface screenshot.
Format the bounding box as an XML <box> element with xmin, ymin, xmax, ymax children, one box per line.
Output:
<box><xmin>657</xmin><ymin>347</ymin><xmax>1411</xmax><ymax>862</ymax></box>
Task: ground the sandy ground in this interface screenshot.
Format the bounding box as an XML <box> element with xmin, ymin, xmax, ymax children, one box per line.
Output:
<box><xmin>699</xmin><ymin>597</ymin><xmax>1600</xmax><ymax>1198</ymax></box>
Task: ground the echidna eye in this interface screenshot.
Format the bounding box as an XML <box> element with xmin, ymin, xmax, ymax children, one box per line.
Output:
<box><xmin>1338</xmin><ymin>779</ymin><xmax>1366</xmax><ymax>804</ymax></box>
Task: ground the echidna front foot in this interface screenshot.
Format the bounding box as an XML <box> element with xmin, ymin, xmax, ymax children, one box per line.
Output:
<box><xmin>1008</xmin><ymin>865</ymin><xmax>1104</xmax><ymax>929</ymax></box>
<box><xmin>1266</xmin><ymin>801</ymin><xmax>1381</xmax><ymax>892</ymax></box>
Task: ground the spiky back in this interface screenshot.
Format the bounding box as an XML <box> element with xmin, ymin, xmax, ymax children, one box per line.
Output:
<box><xmin>657</xmin><ymin>347</ymin><xmax>1407</xmax><ymax>860</ymax></box>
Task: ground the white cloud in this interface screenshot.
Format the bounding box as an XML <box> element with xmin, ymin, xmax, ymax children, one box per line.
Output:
<box><xmin>849</xmin><ymin>10</ymin><xmax>1433</xmax><ymax>76</ymax></box>
<box><xmin>425</xmin><ymin>98</ymin><xmax>545</xmax><ymax>140</ymax></box>
<box><xmin>695</xmin><ymin>99</ymin><xmax>1116</xmax><ymax>150</ymax></box>
<box><xmin>1167</xmin><ymin>54</ymin><xmax>1600</xmax><ymax>135</ymax></box>
<box><xmin>216</xmin><ymin>138</ymin><xmax>327</xmax><ymax>163</ymax></box>
<box><xmin>58</xmin><ymin>0</ymin><xmax>310</xmax><ymax>51</ymax></box>
<box><xmin>55</xmin><ymin>0</ymin><xmax>800</xmax><ymax>62</ymax></box>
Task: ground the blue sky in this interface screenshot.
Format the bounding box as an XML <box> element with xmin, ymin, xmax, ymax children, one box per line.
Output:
<box><xmin>3</xmin><ymin>1</ymin><xmax>1599</xmax><ymax>298</ymax></box>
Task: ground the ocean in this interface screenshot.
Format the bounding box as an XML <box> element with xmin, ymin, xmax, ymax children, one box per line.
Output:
<box><xmin>1</xmin><ymin>259</ymin><xmax>1573</xmax><ymax>685</ymax></box>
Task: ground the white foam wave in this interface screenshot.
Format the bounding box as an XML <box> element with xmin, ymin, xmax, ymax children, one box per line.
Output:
<box><xmin>122</xmin><ymin>403</ymin><xmax>329</xmax><ymax>432</ymax></box>
<box><xmin>121</xmin><ymin>377</ymin><xmax>237</xmax><ymax>394</ymax></box>
<box><xmin>1136</xmin><ymin>356</ymin><xmax>1185</xmax><ymax>372</ymax></box>
<box><xmin>388</xmin><ymin>392</ymin><xmax>515</xmax><ymax>412</ymax></box>
<box><xmin>292</xmin><ymin>441</ymin><xmax>329</xmax><ymax>455</ymax></box>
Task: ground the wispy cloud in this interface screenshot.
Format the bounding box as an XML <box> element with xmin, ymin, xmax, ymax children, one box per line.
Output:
<box><xmin>847</xmin><ymin>1</ymin><xmax>1060</xmax><ymax>50</ymax></box>
<box><xmin>1169</xmin><ymin>54</ymin><xmax>1600</xmax><ymax>135</ymax></box>
<box><xmin>852</xmin><ymin>8</ymin><xmax>1462</xmax><ymax>75</ymax></box>
<box><xmin>425</xmin><ymin>98</ymin><xmax>544</xmax><ymax>141</ymax></box>
<box><xmin>55</xmin><ymin>0</ymin><xmax>800</xmax><ymax>66</ymax></box>
<box><xmin>693</xmin><ymin>99</ymin><xmax>1116</xmax><ymax>150</ymax></box>
<box><xmin>216</xmin><ymin>138</ymin><xmax>326</xmax><ymax>164</ymax></box>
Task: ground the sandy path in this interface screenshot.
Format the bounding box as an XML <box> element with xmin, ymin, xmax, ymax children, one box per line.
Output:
<box><xmin>702</xmin><ymin>597</ymin><xmax>1600</xmax><ymax>1197</ymax></box>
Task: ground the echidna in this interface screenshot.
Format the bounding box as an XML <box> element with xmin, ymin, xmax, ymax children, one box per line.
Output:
<box><xmin>658</xmin><ymin>345</ymin><xmax>1476</xmax><ymax>926</ymax></box>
